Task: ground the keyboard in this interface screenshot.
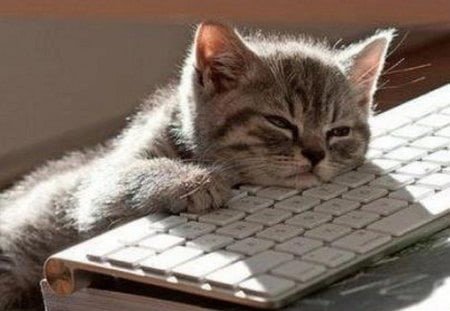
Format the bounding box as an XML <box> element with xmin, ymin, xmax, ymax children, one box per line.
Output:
<box><xmin>44</xmin><ymin>84</ymin><xmax>450</xmax><ymax>309</ymax></box>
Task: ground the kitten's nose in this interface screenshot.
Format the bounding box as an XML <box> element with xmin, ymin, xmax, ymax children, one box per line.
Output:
<box><xmin>302</xmin><ymin>149</ymin><xmax>325</xmax><ymax>167</ymax></box>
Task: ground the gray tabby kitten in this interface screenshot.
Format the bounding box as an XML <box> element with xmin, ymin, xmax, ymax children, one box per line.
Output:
<box><xmin>0</xmin><ymin>21</ymin><xmax>393</xmax><ymax>309</ymax></box>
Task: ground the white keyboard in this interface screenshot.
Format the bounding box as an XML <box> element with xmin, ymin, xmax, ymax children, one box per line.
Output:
<box><xmin>44</xmin><ymin>84</ymin><xmax>450</xmax><ymax>309</ymax></box>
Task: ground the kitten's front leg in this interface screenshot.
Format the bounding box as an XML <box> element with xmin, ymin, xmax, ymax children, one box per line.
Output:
<box><xmin>77</xmin><ymin>158</ymin><xmax>233</xmax><ymax>231</ymax></box>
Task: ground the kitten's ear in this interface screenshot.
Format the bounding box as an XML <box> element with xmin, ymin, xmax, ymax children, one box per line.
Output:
<box><xmin>343</xmin><ymin>29</ymin><xmax>395</xmax><ymax>106</ymax></box>
<box><xmin>194</xmin><ymin>21</ymin><xmax>256</xmax><ymax>93</ymax></box>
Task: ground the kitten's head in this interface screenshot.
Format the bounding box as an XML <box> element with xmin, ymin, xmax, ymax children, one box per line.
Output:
<box><xmin>180</xmin><ymin>21</ymin><xmax>394</xmax><ymax>187</ymax></box>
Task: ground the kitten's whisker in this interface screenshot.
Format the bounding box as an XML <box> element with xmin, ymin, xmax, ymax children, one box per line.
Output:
<box><xmin>378</xmin><ymin>76</ymin><xmax>426</xmax><ymax>90</ymax></box>
<box><xmin>383</xmin><ymin>63</ymin><xmax>431</xmax><ymax>75</ymax></box>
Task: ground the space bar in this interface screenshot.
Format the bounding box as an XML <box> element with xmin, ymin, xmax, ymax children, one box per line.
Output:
<box><xmin>368</xmin><ymin>188</ymin><xmax>450</xmax><ymax>236</ymax></box>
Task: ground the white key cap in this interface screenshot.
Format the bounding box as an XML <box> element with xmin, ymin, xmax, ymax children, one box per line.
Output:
<box><xmin>206</xmin><ymin>251</ymin><xmax>293</xmax><ymax>287</ymax></box>
<box><xmin>370</xmin><ymin>126</ymin><xmax>388</xmax><ymax>138</ymax></box>
<box><xmin>149</xmin><ymin>216</ymin><xmax>188</xmax><ymax>232</ymax></box>
<box><xmin>303</xmin><ymin>247</ymin><xmax>355</xmax><ymax>268</ymax></box>
<box><xmin>139</xmin><ymin>234</ymin><xmax>185</xmax><ymax>252</ymax></box>
<box><xmin>227</xmin><ymin>190</ymin><xmax>248</xmax><ymax>204</ymax></box>
<box><xmin>368</xmin><ymin>204</ymin><xmax>438</xmax><ymax>236</ymax></box>
<box><xmin>366</xmin><ymin>149</ymin><xmax>384</xmax><ymax>159</ymax></box>
<box><xmin>303</xmin><ymin>184</ymin><xmax>348</xmax><ymax>200</ymax></box>
<box><xmin>216</xmin><ymin>221</ymin><xmax>263</xmax><ymax>239</ymax></box>
<box><xmin>333</xmin><ymin>211</ymin><xmax>380</xmax><ymax>229</ymax></box>
<box><xmin>441</xmin><ymin>107</ymin><xmax>450</xmax><ymax>115</ymax></box>
<box><xmin>423</xmin><ymin>150</ymin><xmax>450</xmax><ymax>165</ymax></box>
<box><xmin>227</xmin><ymin>237</ymin><xmax>275</xmax><ymax>255</ymax></box>
<box><xmin>246</xmin><ymin>208</ymin><xmax>292</xmax><ymax>226</ymax></box>
<box><xmin>110</xmin><ymin>218</ymin><xmax>158</xmax><ymax>245</ymax></box>
<box><xmin>314</xmin><ymin>198</ymin><xmax>360</xmax><ymax>216</ymax></box>
<box><xmin>228</xmin><ymin>196</ymin><xmax>274</xmax><ymax>213</ymax></box>
<box><xmin>172</xmin><ymin>251</ymin><xmax>242</xmax><ymax>281</ymax></box>
<box><xmin>358</xmin><ymin>159</ymin><xmax>402</xmax><ymax>175</ymax></box>
<box><xmin>239</xmin><ymin>184</ymin><xmax>263</xmax><ymax>194</ymax></box>
<box><xmin>396</xmin><ymin>161</ymin><xmax>440</xmax><ymax>177</ymax></box>
<box><xmin>333</xmin><ymin>230</ymin><xmax>391</xmax><ymax>253</ymax></box>
<box><xmin>391</xmin><ymin>124</ymin><xmax>432</xmax><ymax>140</ymax></box>
<box><xmin>383</xmin><ymin>147</ymin><xmax>428</xmax><ymax>162</ymax></box>
<box><xmin>169</xmin><ymin>222</ymin><xmax>216</xmax><ymax>239</ymax></box>
<box><xmin>370</xmin><ymin>114</ymin><xmax>410</xmax><ymax>131</ymax></box>
<box><xmin>286</xmin><ymin>211</ymin><xmax>332</xmax><ymax>229</ymax></box>
<box><xmin>179</xmin><ymin>212</ymin><xmax>199</xmax><ymax>221</ymax></box>
<box><xmin>435</xmin><ymin>125</ymin><xmax>450</xmax><ymax>138</ymax></box>
<box><xmin>416</xmin><ymin>114</ymin><xmax>450</xmax><ymax>129</ymax></box>
<box><xmin>410</xmin><ymin>136</ymin><xmax>449</xmax><ymax>151</ymax></box>
<box><xmin>272</xmin><ymin>260</ymin><xmax>326</xmax><ymax>282</ymax></box>
<box><xmin>389</xmin><ymin>185</ymin><xmax>434</xmax><ymax>202</ymax></box>
<box><xmin>256</xmin><ymin>224</ymin><xmax>304</xmax><ymax>242</ymax></box>
<box><xmin>417</xmin><ymin>173</ymin><xmax>450</xmax><ymax>190</ymax></box>
<box><xmin>239</xmin><ymin>274</ymin><xmax>296</xmax><ymax>297</ymax></box>
<box><xmin>187</xmin><ymin>234</ymin><xmax>234</xmax><ymax>252</ymax></box>
<box><xmin>370</xmin><ymin>136</ymin><xmax>407</xmax><ymax>151</ymax></box>
<box><xmin>417</xmin><ymin>187</ymin><xmax>450</xmax><ymax>215</ymax></box>
<box><xmin>333</xmin><ymin>171</ymin><xmax>375</xmax><ymax>188</ymax></box>
<box><xmin>361</xmin><ymin>198</ymin><xmax>408</xmax><ymax>216</ymax></box>
<box><xmin>304</xmin><ymin>223</ymin><xmax>352</xmax><ymax>242</ymax></box>
<box><xmin>274</xmin><ymin>195</ymin><xmax>320</xmax><ymax>213</ymax></box>
<box><xmin>256</xmin><ymin>186</ymin><xmax>299</xmax><ymax>200</ymax></box>
<box><xmin>342</xmin><ymin>186</ymin><xmax>388</xmax><ymax>203</ymax></box>
<box><xmin>86</xmin><ymin>239</ymin><xmax>124</xmax><ymax>262</ymax></box>
<box><xmin>275</xmin><ymin>237</ymin><xmax>323</xmax><ymax>256</ymax></box>
<box><xmin>107</xmin><ymin>246</ymin><xmax>155</xmax><ymax>268</ymax></box>
<box><xmin>370</xmin><ymin>173</ymin><xmax>414</xmax><ymax>190</ymax></box>
<box><xmin>199</xmin><ymin>209</ymin><xmax>245</xmax><ymax>226</ymax></box>
<box><xmin>140</xmin><ymin>246</ymin><xmax>203</xmax><ymax>274</ymax></box>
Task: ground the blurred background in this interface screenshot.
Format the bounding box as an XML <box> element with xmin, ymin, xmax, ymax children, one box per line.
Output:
<box><xmin>0</xmin><ymin>0</ymin><xmax>449</xmax><ymax>188</ymax></box>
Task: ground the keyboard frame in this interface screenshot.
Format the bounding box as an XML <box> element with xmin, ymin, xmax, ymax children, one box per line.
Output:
<box><xmin>44</xmin><ymin>84</ymin><xmax>450</xmax><ymax>309</ymax></box>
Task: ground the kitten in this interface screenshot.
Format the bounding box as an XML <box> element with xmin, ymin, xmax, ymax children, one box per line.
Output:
<box><xmin>0</xmin><ymin>21</ymin><xmax>393</xmax><ymax>309</ymax></box>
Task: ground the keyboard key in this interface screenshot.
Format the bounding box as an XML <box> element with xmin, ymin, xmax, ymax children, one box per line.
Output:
<box><xmin>239</xmin><ymin>184</ymin><xmax>263</xmax><ymax>194</ymax></box>
<box><xmin>342</xmin><ymin>186</ymin><xmax>388</xmax><ymax>203</ymax></box>
<box><xmin>370</xmin><ymin>136</ymin><xmax>407</xmax><ymax>151</ymax></box>
<box><xmin>423</xmin><ymin>150</ymin><xmax>450</xmax><ymax>165</ymax></box>
<box><xmin>169</xmin><ymin>222</ymin><xmax>216</xmax><ymax>239</ymax></box>
<box><xmin>140</xmin><ymin>246</ymin><xmax>203</xmax><ymax>274</ymax></box>
<box><xmin>256</xmin><ymin>224</ymin><xmax>304</xmax><ymax>242</ymax></box>
<box><xmin>333</xmin><ymin>230</ymin><xmax>391</xmax><ymax>253</ymax></box>
<box><xmin>227</xmin><ymin>237</ymin><xmax>275</xmax><ymax>255</ymax></box>
<box><xmin>149</xmin><ymin>216</ymin><xmax>188</xmax><ymax>232</ymax></box>
<box><xmin>187</xmin><ymin>234</ymin><xmax>234</xmax><ymax>252</ymax></box>
<box><xmin>216</xmin><ymin>221</ymin><xmax>263</xmax><ymax>239</ymax></box>
<box><xmin>274</xmin><ymin>195</ymin><xmax>320</xmax><ymax>213</ymax></box>
<box><xmin>389</xmin><ymin>185</ymin><xmax>434</xmax><ymax>202</ymax></box>
<box><xmin>107</xmin><ymin>246</ymin><xmax>155</xmax><ymax>268</ymax></box>
<box><xmin>358</xmin><ymin>159</ymin><xmax>402</xmax><ymax>175</ymax></box>
<box><xmin>370</xmin><ymin>114</ymin><xmax>410</xmax><ymax>131</ymax></box>
<box><xmin>199</xmin><ymin>209</ymin><xmax>245</xmax><ymax>226</ymax></box>
<box><xmin>179</xmin><ymin>212</ymin><xmax>199</xmax><ymax>221</ymax></box>
<box><xmin>275</xmin><ymin>237</ymin><xmax>323</xmax><ymax>256</ymax></box>
<box><xmin>366</xmin><ymin>148</ymin><xmax>383</xmax><ymax>159</ymax></box>
<box><xmin>416</xmin><ymin>114</ymin><xmax>450</xmax><ymax>129</ymax></box>
<box><xmin>396</xmin><ymin>161</ymin><xmax>440</xmax><ymax>177</ymax></box>
<box><xmin>286</xmin><ymin>211</ymin><xmax>332</xmax><ymax>229</ymax></box>
<box><xmin>435</xmin><ymin>125</ymin><xmax>450</xmax><ymax>138</ymax></box>
<box><xmin>391</xmin><ymin>124</ymin><xmax>432</xmax><ymax>140</ymax></box>
<box><xmin>333</xmin><ymin>210</ymin><xmax>380</xmax><ymax>229</ymax></box>
<box><xmin>228</xmin><ymin>196</ymin><xmax>274</xmax><ymax>213</ymax></box>
<box><xmin>245</xmin><ymin>208</ymin><xmax>292</xmax><ymax>226</ymax></box>
<box><xmin>111</xmin><ymin>218</ymin><xmax>158</xmax><ymax>245</ymax></box>
<box><xmin>417</xmin><ymin>173</ymin><xmax>450</xmax><ymax>190</ymax></box>
<box><xmin>239</xmin><ymin>274</ymin><xmax>296</xmax><ymax>297</ymax></box>
<box><xmin>370</xmin><ymin>174</ymin><xmax>414</xmax><ymax>190</ymax></box>
<box><xmin>314</xmin><ymin>198</ymin><xmax>360</xmax><ymax>216</ymax></box>
<box><xmin>303</xmin><ymin>247</ymin><xmax>355</xmax><ymax>268</ymax></box>
<box><xmin>172</xmin><ymin>251</ymin><xmax>242</xmax><ymax>281</ymax></box>
<box><xmin>368</xmin><ymin>204</ymin><xmax>438</xmax><ymax>236</ymax></box>
<box><xmin>361</xmin><ymin>198</ymin><xmax>408</xmax><ymax>216</ymax></box>
<box><xmin>383</xmin><ymin>147</ymin><xmax>428</xmax><ymax>162</ymax></box>
<box><xmin>333</xmin><ymin>171</ymin><xmax>375</xmax><ymax>188</ymax></box>
<box><xmin>304</xmin><ymin>223</ymin><xmax>352</xmax><ymax>242</ymax></box>
<box><xmin>256</xmin><ymin>186</ymin><xmax>299</xmax><ymax>200</ymax></box>
<box><xmin>417</xmin><ymin>187</ymin><xmax>450</xmax><ymax>215</ymax></box>
<box><xmin>227</xmin><ymin>190</ymin><xmax>248</xmax><ymax>204</ymax></box>
<box><xmin>206</xmin><ymin>251</ymin><xmax>293</xmax><ymax>287</ymax></box>
<box><xmin>409</xmin><ymin>136</ymin><xmax>449</xmax><ymax>151</ymax></box>
<box><xmin>139</xmin><ymin>234</ymin><xmax>185</xmax><ymax>252</ymax></box>
<box><xmin>272</xmin><ymin>260</ymin><xmax>326</xmax><ymax>283</ymax></box>
<box><xmin>303</xmin><ymin>184</ymin><xmax>348</xmax><ymax>200</ymax></box>
<box><xmin>86</xmin><ymin>239</ymin><xmax>124</xmax><ymax>262</ymax></box>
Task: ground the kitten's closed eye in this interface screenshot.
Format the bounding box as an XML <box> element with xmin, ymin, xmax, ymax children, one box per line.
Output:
<box><xmin>327</xmin><ymin>126</ymin><xmax>351</xmax><ymax>138</ymax></box>
<box><xmin>264</xmin><ymin>115</ymin><xmax>294</xmax><ymax>130</ymax></box>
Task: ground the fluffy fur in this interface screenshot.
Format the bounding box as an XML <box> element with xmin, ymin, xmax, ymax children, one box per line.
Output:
<box><xmin>0</xmin><ymin>22</ymin><xmax>393</xmax><ymax>309</ymax></box>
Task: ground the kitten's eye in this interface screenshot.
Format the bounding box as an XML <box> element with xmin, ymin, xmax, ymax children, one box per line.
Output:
<box><xmin>265</xmin><ymin>115</ymin><xmax>292</xmax><ymax>129</ymax></box>
<box><xmin>328</xmin><ymin>126</ymin><xmax>351</xmax><ymax>138</ymax></box>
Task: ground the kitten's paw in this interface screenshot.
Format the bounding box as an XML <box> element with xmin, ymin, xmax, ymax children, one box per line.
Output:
<box><xmin>176</xmin><ymin>173</ymin><xmax>232</xmax><ymax>214</ymax></box>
